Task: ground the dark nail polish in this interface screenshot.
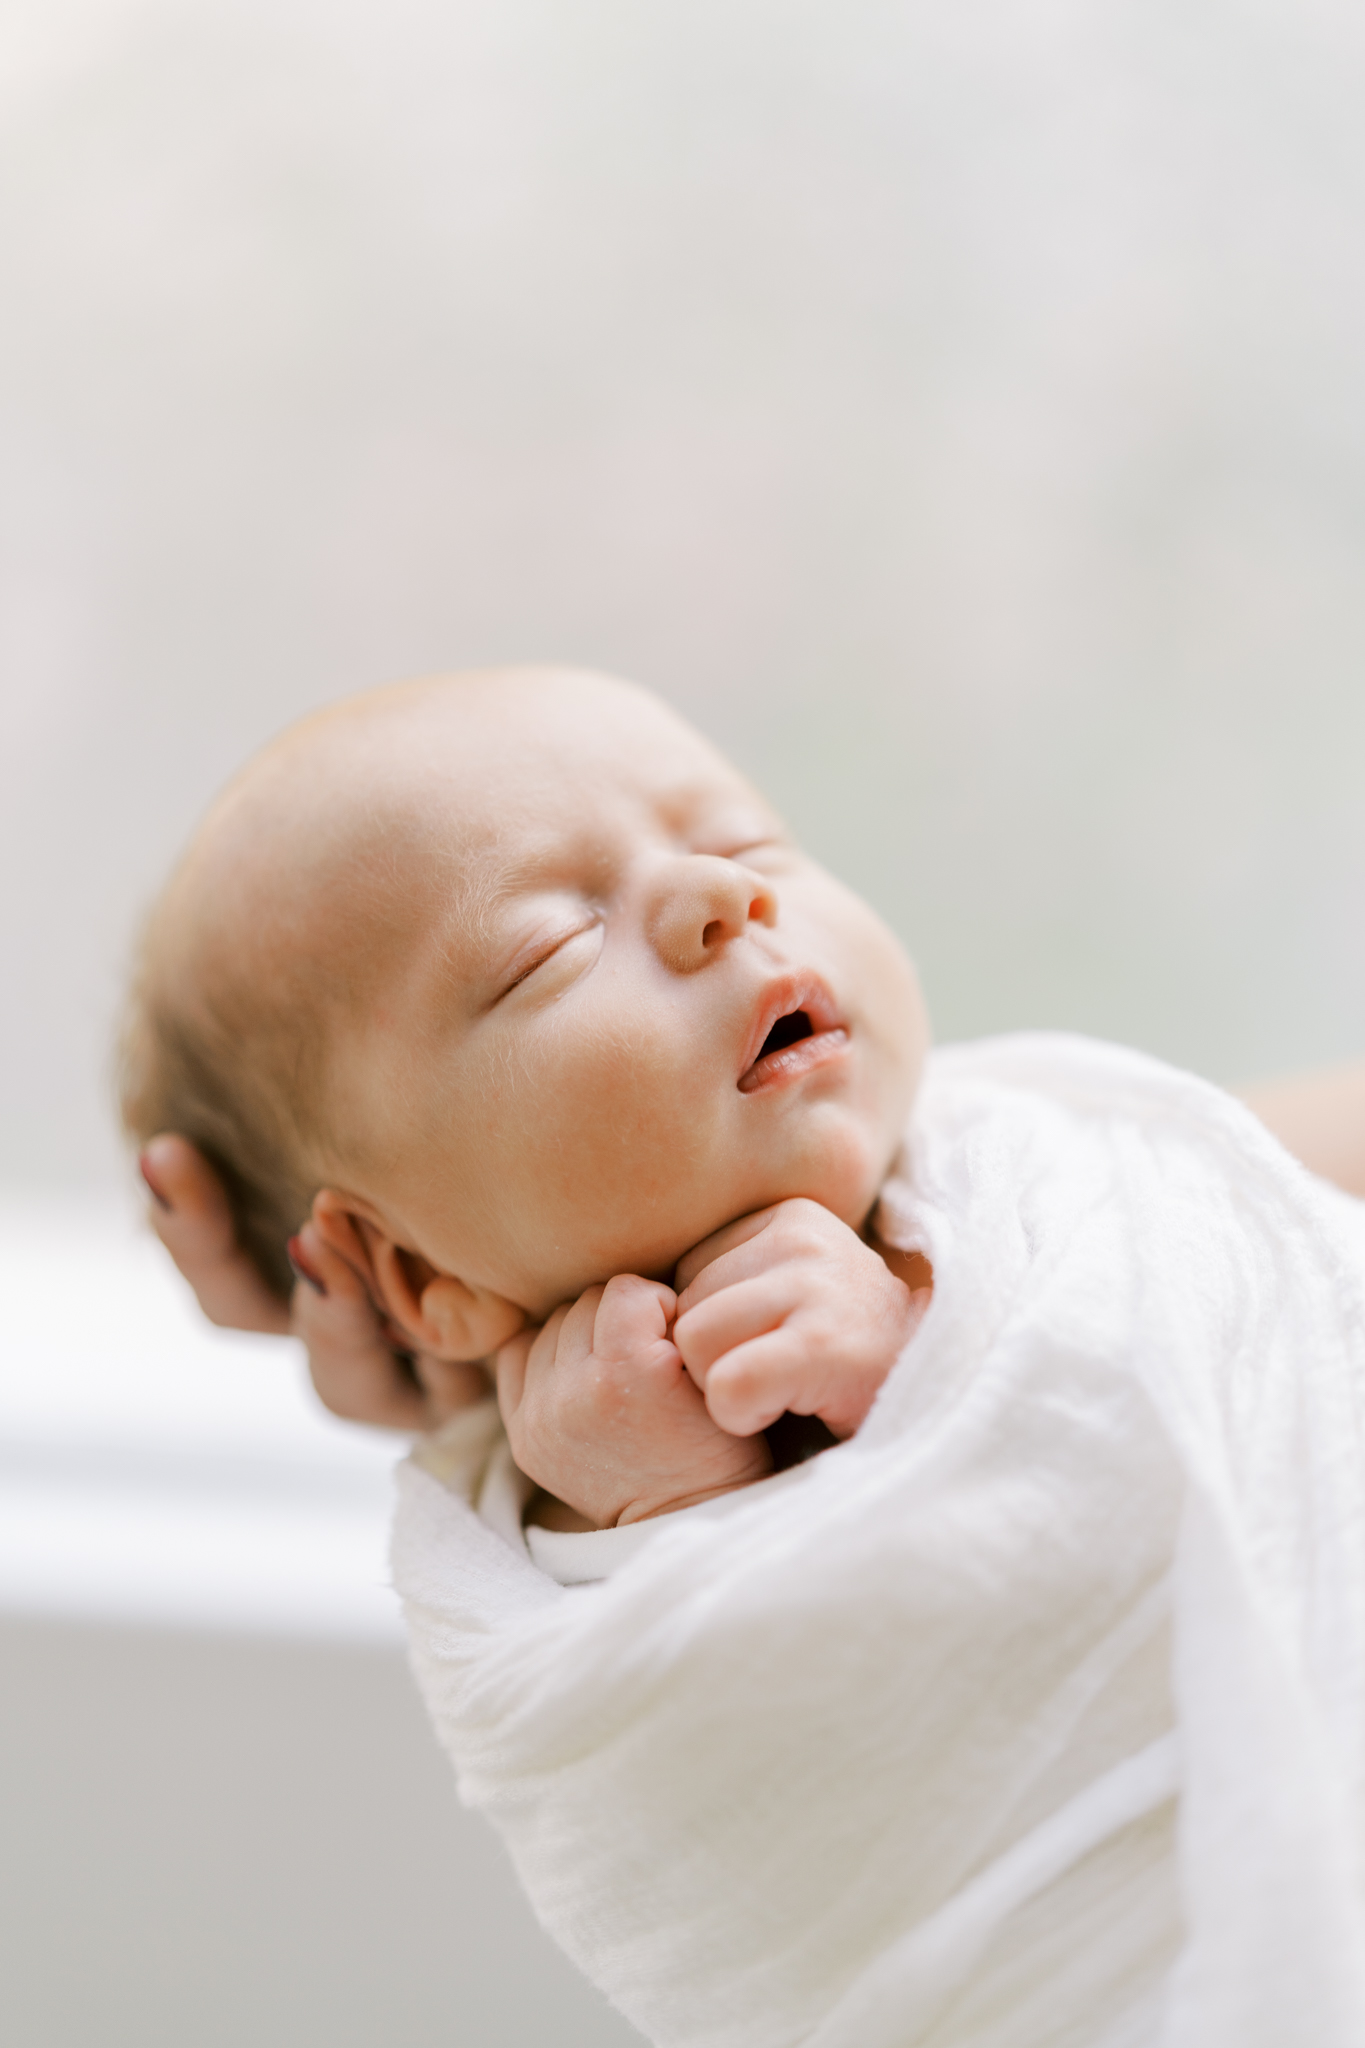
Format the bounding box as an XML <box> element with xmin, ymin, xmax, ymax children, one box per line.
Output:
<box><xmin>139</xmin><ymin>1153</ymin><xmax>171</xmax><ymax>1211</ymax></box>
<box><xmin>287</xmin><ymin>1236</ymin><xmax>327</xmax><ymax>1297</ymax></box>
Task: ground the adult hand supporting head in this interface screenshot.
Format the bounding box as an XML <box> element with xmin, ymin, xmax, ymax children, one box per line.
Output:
<box><xmin>138</xmin><ymin>1134</ymin><xmax>488</xmax><ymax>1430</ymax></box>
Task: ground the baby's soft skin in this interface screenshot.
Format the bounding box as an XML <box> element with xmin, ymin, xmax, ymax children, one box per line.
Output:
<box><xmin>139</xmin><ymin>671</ymin><xmax>930</xmax><ymax>1526</ymax></box>
<box><xmin>140</xmin><ymin>666</ymin><xmax>1365</xmax><ymax>1529</ymax></box>
<box><xmin>497</xmin><ymin>1200</ymin><xmax>926</xmax><ymax>1526</ymax></box>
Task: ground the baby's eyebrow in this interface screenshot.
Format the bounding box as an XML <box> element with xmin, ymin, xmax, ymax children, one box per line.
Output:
<box><xmin>652</xmin><ymin>775</ymin><xmax>786</xmax><ymax>842</ymax></box>
<box><xmin>656</xmin><ymin>780</ymin><xmax>740</xmax><ymax>831</ymax></box>
<box><xmin>419</xmin><ymin>841</ymin><xmax>583</xmax><ymax>1004</ymax></box>
<box><xmin>390</xmin><ymin>852</ymin><xmax>515</xmax><ymax>1015</ymax></box>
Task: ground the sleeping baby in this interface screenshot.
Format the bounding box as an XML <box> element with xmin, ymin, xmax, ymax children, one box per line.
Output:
<box><xmin>122</xmin><ymin>666</ymin><xmax>934</xmax><ymax>1531</ymax></box>
<box><xmin>126</xmin><ymin>667</ymin><xmax>1365</xmax><ymax>2045</ymax></box>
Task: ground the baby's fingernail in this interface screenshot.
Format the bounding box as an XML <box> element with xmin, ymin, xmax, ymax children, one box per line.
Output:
<box><xmin>287</xmin><ymin>1235</ymin><xmax>328</xmax><ymax>1297</ymax></box>
<box><xmin>138</xmin><ymin>1151</ymin><xmax>172</xmax><ymax>1211</ymax></box>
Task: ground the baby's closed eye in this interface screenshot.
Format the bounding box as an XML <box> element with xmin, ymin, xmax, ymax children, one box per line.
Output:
<box><xmin>495</xmin><ymin>916</ymin><xmax>605</xmax><ymax>1004</ymax></box>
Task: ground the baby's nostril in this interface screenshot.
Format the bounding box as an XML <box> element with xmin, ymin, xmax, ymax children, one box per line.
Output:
<box><xmin>701</xmin><ymin>919</ymin><xmax>724</xmax><ymax>949</ymax></box>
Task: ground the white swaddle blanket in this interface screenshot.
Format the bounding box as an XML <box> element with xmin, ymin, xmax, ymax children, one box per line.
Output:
<box><xmin>392</xmin><ymin>1034</ymin><xmax>1365</xmax><ymax>2047</ymax></box>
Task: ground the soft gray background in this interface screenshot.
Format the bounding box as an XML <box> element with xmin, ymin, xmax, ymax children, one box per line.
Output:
<box><xmin>5</xmin><ymin>3</ymin><xmax>1365</xmax><ymax>2044</ymax></box>
<box><xmin>6</xmin><ymin>0</ymin><xmax>1365</xmax><ymax>1204</ymax></box>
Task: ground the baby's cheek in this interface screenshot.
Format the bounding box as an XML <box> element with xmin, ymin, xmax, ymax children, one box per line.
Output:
<box><xmin>509</xmin><ymin>1057</ymin><xmax>704</xmax><ymax>1286</ymax></box>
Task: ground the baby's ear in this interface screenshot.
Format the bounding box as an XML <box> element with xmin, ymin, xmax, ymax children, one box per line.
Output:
<box><xmin>310</xmin><ymin>1190</ymin><xmax>525</xmax><ymax>1361</ymax></box>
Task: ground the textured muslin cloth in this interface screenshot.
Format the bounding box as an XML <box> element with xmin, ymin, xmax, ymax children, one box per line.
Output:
<box><xmin>392</xmin><ymin>1035</ymin><xmax>1365</xmax><ymax>2047</ymax></box>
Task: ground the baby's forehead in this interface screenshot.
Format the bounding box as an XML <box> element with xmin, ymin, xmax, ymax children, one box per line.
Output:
<box><xmin>366</xmin><ymin>684</ymin><xmax>772</xmax><ymax>861</ymax></box>
<box><xmin>338</xmin><ymin>693</ymin><xmax>774</xmax><ymax>971</ymax></box>
<box><xmin>207</xmin><ymin>673</ymin><xmax>776</xmax><ymax>967</ymax></box>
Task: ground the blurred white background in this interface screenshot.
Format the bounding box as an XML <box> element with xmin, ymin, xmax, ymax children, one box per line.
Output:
<box><xmin>4</xmin><ymin>1</ymin><xmax>1365</xmax><ymax>2042</ymax></box>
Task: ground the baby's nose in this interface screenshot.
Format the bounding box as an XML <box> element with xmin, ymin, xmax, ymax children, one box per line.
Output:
<box><xmin>646</xmin><ymin>856</ymin><xmax>777</xmax><ymax>972</ymax></box>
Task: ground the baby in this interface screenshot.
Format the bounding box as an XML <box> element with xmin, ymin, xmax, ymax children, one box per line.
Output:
<box><xmin>126</xmin><ymin>670</ymin><xmax>1365</xmax><ymax>2042</ymax></box>
<box><xmin>123</xmin><ymin>667</ymin><xmax>934</xmax><ymax>1530</ymax></box>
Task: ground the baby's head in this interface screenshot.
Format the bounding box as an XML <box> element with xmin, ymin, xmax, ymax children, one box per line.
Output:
<box><xmin>122</xmin><ymin>669</ymin><xmax>928</xmax><ymax>1355</ymax></box>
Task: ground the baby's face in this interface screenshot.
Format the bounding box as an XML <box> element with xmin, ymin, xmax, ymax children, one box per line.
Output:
<box><xmin>294</xmin><ymin>673</ymin><xmax>928</xmax><ymax>1316</ymax></box>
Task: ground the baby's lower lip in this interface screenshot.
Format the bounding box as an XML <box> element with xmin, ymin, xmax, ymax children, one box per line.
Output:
<box><xmin>738</xmin><ymin>1026</ymin><xmax>850</xmax><ymax>1095</ymax></box>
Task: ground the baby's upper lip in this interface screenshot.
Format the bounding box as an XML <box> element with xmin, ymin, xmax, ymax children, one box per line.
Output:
<box><xmin>737</xmin><ymin>970</ymin><xmax>844</xmax><ymax>1083</ymax></box>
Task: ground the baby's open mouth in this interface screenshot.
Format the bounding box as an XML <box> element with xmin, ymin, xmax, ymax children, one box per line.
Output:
<box><xmin>738</xmin><ymin>984</ymin><xmax>850</xmax><ymax>1094</ymax></box>
<box><xmin>759</xmin><ymin>1009</ymin><xmax>815</xmax><ymax>1058</ymax></box>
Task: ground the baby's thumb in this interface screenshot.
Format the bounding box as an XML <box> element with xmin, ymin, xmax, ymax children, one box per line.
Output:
<box><xmin>493</xmin><ymin>1326</ymin><xmax>536</xmax><ymax>1423</ymax></box>
<box><xmin>593</xmin><ymin>1273</ymin><xmax>678</xmax><ymax>1362</ymax></box>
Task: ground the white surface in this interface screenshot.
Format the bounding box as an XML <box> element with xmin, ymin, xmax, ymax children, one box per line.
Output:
<box><xmin>1</xmin><ymin>1617</ymin><xmax>649</xmax><ymax>2048</ymax></box>
<box><xmin>0</xmin><ymin>1194</ymin><xmax>404</xmax><ymax>1639</ymax></box>
<box><xmin>0</xmin><ymin>1193</ymin><xmax>648</xmax><ymax>2047</ymax></box>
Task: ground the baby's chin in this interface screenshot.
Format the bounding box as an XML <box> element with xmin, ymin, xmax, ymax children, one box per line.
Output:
<box><xmin>745</xmin><ymin>1091</ymin><xmax>904</xmax><ymax>1223</ymax></box>
<box><xmin>524</xmin><ymin>1127</ymin><xmax>899</xmax><ymax>1308</ymax></box>
<box><xmin>768</xmin><ymin>1122</ymin><xmax>902</xmax><ymax>1237</ymax></box>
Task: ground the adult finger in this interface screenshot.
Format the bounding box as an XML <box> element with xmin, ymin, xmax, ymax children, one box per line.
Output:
<box><xmin>297</xmin><ymin>1221</ymin><xmax>490</xmax><ymax>1422</ymax></box>
<box><xmin>140</xmin><ymin>1133</ymin><xmax>291</xmax><ymax>1335</ymax></box>
<box><xmin>411</xmin><ymin>1353</ymin><xmax>491</xmax><ymax>1420</ymax></box>
<box><xmin>294</xmin><ymin>1284</ymin><xmax>430</xmax><ymax>1429</ymax></box>
<box><xmin>291</xmin><ymin>1219</ymin><xmax>449</xmax><ymax>1429</ymax></box>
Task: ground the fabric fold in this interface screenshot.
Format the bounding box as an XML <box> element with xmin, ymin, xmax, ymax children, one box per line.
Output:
<box><xmin>394</xmin><ymin>1034</ymin><xmax>1365</xmax><ymax>2047</ymax></box>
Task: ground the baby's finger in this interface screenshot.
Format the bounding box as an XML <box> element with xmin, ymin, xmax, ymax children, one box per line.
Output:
<box><xmin>591</xmin><ymin>1274</ymin><xmax>677</xmax><ymax>1364</ymax></box>
<box><xmin>675</xmin><ymin>1200</ymin><xmax>850</xmax><ymax>1317</ymax></box>
<box><xmin>493</xmin><ymin>1323</ymin><xmax>539</xmax><ymax>1426</ymax></box>
<box><xmin>673</xmin><ymin>1207</ymin><xmax>776</xmax><ymax>1296</ymax></box>
<box><xmin>140</xmin><ymin>1133</ymin><xmax>291</xmax><ymax>1335</ymax></box>
<box><xmin>673</xmin><ymin>1273</ymin><xmax>789</xmax><ymax>1383</ymax></box>
<box><xmin>676</xmin><ymin>1233</ymin><xmax>804</xmax><ymax>1320</ymax></box>
<box><xmin>546</xmin><ymin>1289</ymin><xmax>605</xmax><ymax>1378</ymax></box>
<box><xmin>504</xmin><ymin>1300</ymin><xmax>577</xmax><ymax>1419</ymax></box>
<box><xmin>702</xmin><ymin>1330</ymin><xmax>805</xmax><ymax>1437</ymax></box>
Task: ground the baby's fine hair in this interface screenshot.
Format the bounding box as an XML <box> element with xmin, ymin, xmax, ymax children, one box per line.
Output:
<box><xmin>118</xmin><ymin>668</ymin><xmax>602</xmax><ymax>1299</ymax></box>
<box><xmin>119</xmin><ymin>900</ymin><xmax>326</xmax><ymax>1301</ymax></box>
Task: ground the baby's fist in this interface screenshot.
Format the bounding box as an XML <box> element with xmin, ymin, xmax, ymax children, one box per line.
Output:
<box><xmin>495</xmin><ymin>1273</ymin><xmax>771</xmax><ymax>1529</ymax></box>
<box><xmin>673</xmin><ymin>1199</ymin><xmax>923</xmax><ymax>1439</ymax></box>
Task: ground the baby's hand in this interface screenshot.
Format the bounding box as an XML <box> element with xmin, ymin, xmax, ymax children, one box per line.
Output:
<box><xmin>494</xmin><ymin>1274</ymin><xmax>772</xmax><ymax>1528</ymax></box>
<box><xmin>673</xmin><ymin>1200</ymin><xmax>922</xmax><ymax>1439</ymax></box>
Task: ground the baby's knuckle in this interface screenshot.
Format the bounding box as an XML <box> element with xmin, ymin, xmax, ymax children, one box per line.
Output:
<box><xmin>551</xmin><ymin>1363</ymin><xmax>631</xmax><ymax>1440</ymax></box>
<box><xmin>636</xmin><ymin>1348</ymin><xmax>683</xmax><ymax>1397</ymax></box>
<box><xmin>588</xmin><ymin>1345</ymin><xmax>638</xmax><ymax>1391</ymax></box>
<box><xmin>777</xmin><ymin>1196</ymin><xmax>834</xmax><ymax>1245</ymax></box>
<box><xmin>712</xmin><ymin>1354</ymin><xmax>767</xmax><ymax>1401</ymax></box>
<box><xmin>601</xmin><ymin>1272</ymin><xmax>645</xmax><ymax>1302</ymax></box>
